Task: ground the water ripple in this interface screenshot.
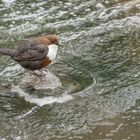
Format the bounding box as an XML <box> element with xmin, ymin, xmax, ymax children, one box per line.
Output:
<box><xmin>0</xmin><ymin>0</ymin><xmax>140</xmax><ymax>139</ymax></box>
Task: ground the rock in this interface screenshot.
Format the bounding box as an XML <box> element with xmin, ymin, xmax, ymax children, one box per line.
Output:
<box><xmin>20</xmin><ymin>70</ymin><xmax>62</xmax><ymax>89</ymax></box>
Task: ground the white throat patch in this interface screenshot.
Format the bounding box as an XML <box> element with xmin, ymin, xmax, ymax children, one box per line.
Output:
<box><xmin>47</xmin><ymin>44</ymin><xmax>58</xmax><ymax>61</ymax></box>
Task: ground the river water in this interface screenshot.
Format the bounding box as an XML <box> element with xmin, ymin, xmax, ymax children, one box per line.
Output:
<box><xmin>0</xmin><ymin>0</ymin><xmax>140</xmax><ymax>140</ymax></box>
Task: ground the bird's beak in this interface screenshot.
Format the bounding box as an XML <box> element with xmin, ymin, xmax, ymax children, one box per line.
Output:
<box><xmin>58</xmin><ymin>44</ymin><xmax>64</xmax><ymax>47</ymax></box>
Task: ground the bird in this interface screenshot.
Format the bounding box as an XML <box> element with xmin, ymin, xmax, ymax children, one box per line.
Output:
<box><xmin>0</xmin><ymin>34</ymin><xmax>62</xmax><ymax>72</ymax></box>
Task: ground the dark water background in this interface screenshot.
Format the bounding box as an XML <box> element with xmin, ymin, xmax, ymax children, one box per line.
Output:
<box><xmin>0</xmin><ymin>0</ymin><xmax>140</xmax><ymax>139</ymax></box>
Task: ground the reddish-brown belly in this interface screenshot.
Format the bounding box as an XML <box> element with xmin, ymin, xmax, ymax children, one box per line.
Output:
<box><xmin>40</xmin><ymin>57</ymin><xmax>52</xmax><ymax>68</ymax></box>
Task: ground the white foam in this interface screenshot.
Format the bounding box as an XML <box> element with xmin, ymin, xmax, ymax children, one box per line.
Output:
<box><xmin>2</xmin><ymin>0</ymin><xmax>16</xmax><ymax>6</ymax></box>
<box><xmin>96</xmin><ymin>3</ymin><xmax>105</xmax><ymax>9</ymax></box>
<box><xmin>16</xmin><ymin>106</ymin><xmax>38</xmax><ymax>119</ymax></box>
<box><xmin>11</xmin><ymin>85</ymin><xmax>73</xmax><ymax>107</ymax></box>
<box><xmin>0</xmin><ymin>64</ymin><xmax>23</xmax><ymax>77</ymax></box>
<box><xmin>0</xmin><ymin>138</ymin><xmax>6</xmax><ymax>140</ymax></box>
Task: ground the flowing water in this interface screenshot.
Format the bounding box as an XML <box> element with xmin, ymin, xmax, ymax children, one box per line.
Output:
<box><xmin>0</xmin><ymin>0</ymin><xmax>140</xmax><ymax>139</ymax></box>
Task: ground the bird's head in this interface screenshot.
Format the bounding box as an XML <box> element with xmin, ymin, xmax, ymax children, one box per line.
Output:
<box><xmin>46</xmin><ymin>34</ymin><xmax>63</xmax><ymax>47</ymax></box>
<box><xmin>46</xmin><ymin>35</ymin><xmax>59</xmax><ymax>45</ymax></box>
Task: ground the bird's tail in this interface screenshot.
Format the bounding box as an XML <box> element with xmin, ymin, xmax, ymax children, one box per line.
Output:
<box><xmin>0</xmin><ymin>48</ymin><xmax>17</xmax><ymax>56</ymax></box>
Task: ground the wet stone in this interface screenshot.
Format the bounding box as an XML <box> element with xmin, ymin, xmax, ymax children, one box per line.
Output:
<box><xmin>20</xmin><ymin>70</ymin><xmax>62</xmax><ymax>90</ymax></box>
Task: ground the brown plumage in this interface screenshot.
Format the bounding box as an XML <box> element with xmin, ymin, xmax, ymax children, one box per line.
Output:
<box><xmin>0</xmin><ymin>34</ymin><xmax>60</xmax><ymax>70</ymax></box>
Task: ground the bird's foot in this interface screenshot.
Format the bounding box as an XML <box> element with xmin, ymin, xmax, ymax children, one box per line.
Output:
<box><xmin>30</xmin><ymin>70</ymin><xmax>46</xmax><ymax>77</ymax></box>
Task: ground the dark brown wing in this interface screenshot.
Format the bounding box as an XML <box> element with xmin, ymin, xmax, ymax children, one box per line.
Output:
<box><xmin>12</xmin><ymin>40</ymin><xmax>49</xmax><ymax>62</ymax></box>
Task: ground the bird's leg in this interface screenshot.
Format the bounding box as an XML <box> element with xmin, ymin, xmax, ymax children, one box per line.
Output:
<box><xmin>28</xmin><ymin>68</ymin><xmax>50</xmax><ymax>78</ymax></box>
<box><xmin>28</xmin><ymin>71</ymin><xmax>37</xmax><ymax>76</ymax></box>
<box><xmin>33</xmin><ymin>69</ymin><xmax>46</xmax><ymax>77</ymax></box>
